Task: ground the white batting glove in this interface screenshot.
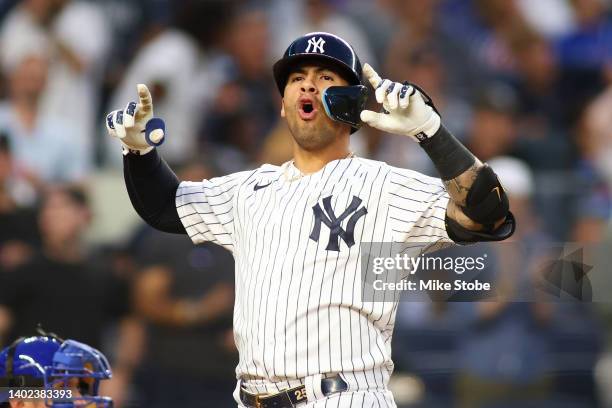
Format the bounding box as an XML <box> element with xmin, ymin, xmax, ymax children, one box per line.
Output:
<box><xmin>105</xmin><ymin>84</ymin><xmax>166</xmax><ymax>155</ymax></box>
<box><xmin>360</xmin><ymin>63</ymin><xmax>441</xmax><ymax>142</ymax></box>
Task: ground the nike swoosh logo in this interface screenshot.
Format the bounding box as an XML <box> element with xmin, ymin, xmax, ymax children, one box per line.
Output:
<box><xmin>254</xmin><ymin>182</ymin><xmax>273</xmax><ymax>191</ymax></box>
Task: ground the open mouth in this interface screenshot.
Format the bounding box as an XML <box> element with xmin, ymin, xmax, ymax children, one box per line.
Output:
<box><xmin>298</xmin><ymin>98</ymin><xmax>317</xmax><ymax>120</ymax></box>
<box><xmin>302</xmin><ymin>102</ymin><xmax>314</xmax><ymax>113</ymax></box>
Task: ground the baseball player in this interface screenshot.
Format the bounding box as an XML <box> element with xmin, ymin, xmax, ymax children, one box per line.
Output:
<box><xmin>107</xmin><ymin>32</ymin><xmax>515</xmax><ymax>407</ymax></box>
<box><xmin>0</xmin><ymin>332</ymin><xmax>113</xmax><ymax>407</ymax></box>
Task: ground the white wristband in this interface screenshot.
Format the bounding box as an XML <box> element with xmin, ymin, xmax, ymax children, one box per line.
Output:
<box><xmin>121</xmin><ymin>144</ymin><xmax>154</xmax><ymax>156</ymax></box>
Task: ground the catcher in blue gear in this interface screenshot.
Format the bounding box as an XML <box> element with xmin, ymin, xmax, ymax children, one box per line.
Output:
<box><xmin>0</xmin><ymin>333</ymin><xmax>113</xmax><ymax>408</ymax></box>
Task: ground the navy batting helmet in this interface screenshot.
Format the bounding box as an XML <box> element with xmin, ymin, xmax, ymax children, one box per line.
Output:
<box><xmin>273</xmin><ymin>32</ymin><xmax>363</xmax><ymax>92</ymax></box>
<box><xmin>273</xmin><ymin>32</ymin><xmax>368</xmax><ymax>132</ymax></box>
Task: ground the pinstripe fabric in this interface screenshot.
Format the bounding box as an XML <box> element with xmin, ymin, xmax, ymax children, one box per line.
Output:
<box><xmin>175</xmin><ymin>157</ymin><xmax>453</xmax><ymax>405</ymax></box>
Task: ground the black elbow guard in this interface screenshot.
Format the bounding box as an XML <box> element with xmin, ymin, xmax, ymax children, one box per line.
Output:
<box><xmin>445</xmin><ymin>164</ymin><xmax>516</xmax><ymax>243</ymax></box>
<box><xmin>446</xmin><ymin>212</ymin><xmax>515</xmax><ymax>243</ymax></box>
<box><xmin>462</xmin><ymin>164</ymin><xmax>509</xmax><ymax>230</ymax></box>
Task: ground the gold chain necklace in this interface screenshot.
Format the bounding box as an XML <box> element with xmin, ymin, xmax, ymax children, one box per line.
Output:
<box><xmin>283</xmin><ymin>152</ymin><xmax>356</xmax><ymax>182</ymax></box>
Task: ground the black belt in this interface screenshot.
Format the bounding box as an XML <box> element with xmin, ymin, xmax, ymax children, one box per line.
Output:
<box><xmin>240</xmin><ymin>375</ymin><xmax>348</xmax><ymax>408</ymax></box>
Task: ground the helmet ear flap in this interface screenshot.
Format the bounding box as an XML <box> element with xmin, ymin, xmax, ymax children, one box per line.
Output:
<box><xmin>322</xmin><ymin>85</ymin><xmax>369</xmax><ymax>133</ymax></box>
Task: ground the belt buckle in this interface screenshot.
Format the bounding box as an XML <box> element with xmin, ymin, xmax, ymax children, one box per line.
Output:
<box><xmin>254</xmin><ymin>394</ymin><xmax>267</xmax><ymax>408</ymax></box>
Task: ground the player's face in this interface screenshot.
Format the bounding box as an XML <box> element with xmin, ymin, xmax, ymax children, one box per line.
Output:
<box><xmin>281</xmin><ymin>64</ymin><xmax>350</xmax><ymax>151</ymax></box>
<box><xmin>64</xmin><ymin>377</ymin><xmax>98</xmax><ymax>408</ymax></box>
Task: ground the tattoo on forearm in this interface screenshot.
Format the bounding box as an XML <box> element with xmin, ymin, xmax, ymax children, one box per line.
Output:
<box><xmin>446</xmin><ymin>200</ymin><xmax>482</xmax><ymax>230</ymax></box>
<box><xmin>442</xmin><ymin>161</ymin><xmax>482</xmax><ymax>206</ymax></box>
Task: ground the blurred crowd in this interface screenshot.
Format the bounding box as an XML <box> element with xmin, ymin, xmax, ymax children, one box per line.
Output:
<box><xmin>0</xmin><ymin>0</ymin><xmax>611</xmax><ymax>406</ymax></box>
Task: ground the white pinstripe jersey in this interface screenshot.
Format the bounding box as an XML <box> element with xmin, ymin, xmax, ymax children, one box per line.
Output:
<box><xmin>175</xmin><ymin>156</ymin><xmax>452</xmax><ymax>388</ymax></box>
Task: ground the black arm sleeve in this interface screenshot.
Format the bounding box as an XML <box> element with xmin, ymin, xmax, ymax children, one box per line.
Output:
<box><xmin>123</xmin><ymin>150</ymin><xmax>186</xmax><ymax>234</ymax></box>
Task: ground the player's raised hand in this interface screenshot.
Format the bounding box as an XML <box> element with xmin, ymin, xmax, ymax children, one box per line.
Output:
<box><xmin>360</xmin><ymin>63</ymin><xmax>441</xmax><ymax>142</ymax></box>
<box><xmin>105</xmin><ymin>84</ymin><xmax>166</xmax><ymax>155</ymax></box>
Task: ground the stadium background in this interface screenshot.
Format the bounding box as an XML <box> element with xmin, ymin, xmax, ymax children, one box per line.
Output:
<box><xmin>1</xmin><ymin>0</ymin><xmax>612</xmax><ymax>406</ymax></box>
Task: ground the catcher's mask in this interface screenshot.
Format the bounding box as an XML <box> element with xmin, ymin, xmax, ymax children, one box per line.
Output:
<box><xmin>0</xmin><ymin>335</ymin><xmax>113</xmax><ymax>407</ymax></box>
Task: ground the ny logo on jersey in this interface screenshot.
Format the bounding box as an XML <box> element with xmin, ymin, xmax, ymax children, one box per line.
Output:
<box><xmin>310</xmin><ymin>195</ymin><xmax>367</xmax><ymax>252</ymax></box>
<box><xmin>305</xmin><ymin>36</ymin><xmax>326</xmax><ymax>53</ymax></box>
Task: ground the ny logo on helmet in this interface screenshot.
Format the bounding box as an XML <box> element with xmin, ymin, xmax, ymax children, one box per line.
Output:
<box><xmin>310</xmin><ymin>195</ymin><xmax>367</xmax><ymax>251</ymax></box>
<box><xmin>305</xmin><ymin>36</ymin><xmax>326</xmax><ymax>53</ymax></box>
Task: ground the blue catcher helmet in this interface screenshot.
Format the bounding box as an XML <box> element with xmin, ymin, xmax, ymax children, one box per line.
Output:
<box><xmin>0</xmin><ymin>336</ymin><xmax>113</xmax><ymax>407</ymax></box>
